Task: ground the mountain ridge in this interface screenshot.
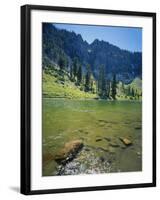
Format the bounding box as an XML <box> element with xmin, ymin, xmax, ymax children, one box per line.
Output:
<box><xmin>43</xmin><ymin>23</ymin><xmax>142</xmax><ymax>84</ymax></box>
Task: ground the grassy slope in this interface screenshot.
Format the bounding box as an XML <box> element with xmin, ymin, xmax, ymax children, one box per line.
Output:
<box><xmin>42</xmin><ymin>70</ymin><xmax>97</xmax><ymax>99</ymax></box>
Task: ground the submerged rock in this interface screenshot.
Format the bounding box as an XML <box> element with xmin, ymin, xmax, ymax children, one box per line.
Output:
<box><xmin>135</xmin><ymin>126</ymin><xmax>141</xmax><ymax>130</ymax></box>
<box><xmin>104</xmin><ymin>137</ymin><xmax>111</xmax><ymax>142</ymax></box>
<box><xmin>137</xmin><ymin>151</ymin><xmax>141</xmax><ymax>156</ymax></box>
<box><xmin>96</xmin><ymin>147</ymin><xmax>109</xmax><ymax>152</ymax></box>
<box><xmin>99</xmin><ymin>123</ymin><xmax>106</xmax><ymax>127</ymax></box>
<box><xmin>84</xmin><ymin>148</ymin><xmax>90</xmax><ymax>152</ymax></box>
<box><xmin>78</xmin><ymin>129</ymin><xmax>84</xmax><ymax>132</ymax></box>
<box><xmin>109</xmin><ymin>142</ymin><xmax>120</xmax><ymax>148</ymax></box>
<box><xmin>96</xmin><ymin>138</ymin><xmax>103</xmax><ymax>142</ymax></box>
<box><xmin>108</xmin><ymin>146</ymin><xmax>116</xmax><ymax>154</ymax></box>
<box><xmin>43</xmin><ymin>152</ymin><xmax>54</xmax><ymax>164</ymax></box>
<box><xmin>98</xmin><ymin>119</ymin><xmax>108</xmax><ymax>123</ymax></box>
<box><xmin>119</xmin><ymin>137</ymin><xmax>132</xmax><ymax>146</ymax></box>
<box><xmin>54</xmin><ymin>140</ymin><xmax>83</xmax><ymax>163</ymax></box>
<box><xmin>121</xmin><ymin>145</ymin><xmax>127</xmax><ymax>149</ymax></box>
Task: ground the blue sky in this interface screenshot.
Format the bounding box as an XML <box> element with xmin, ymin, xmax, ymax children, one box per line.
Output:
<box><xmin>54</xmin><ymin>23</ymin><xmax>142</xmax><ymax>52</ymax></box>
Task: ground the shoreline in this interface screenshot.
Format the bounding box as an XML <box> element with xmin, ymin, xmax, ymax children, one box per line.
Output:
<box><xmin>42</xmin><ymin>96</ymin><xmax>142</xmax><ymax>102</ymax></box>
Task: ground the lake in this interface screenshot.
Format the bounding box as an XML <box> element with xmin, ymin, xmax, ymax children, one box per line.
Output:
<box><xmin>42</xmin><ymin>98</ymin><xmax>142</xmax><ymax>176</ymax></box>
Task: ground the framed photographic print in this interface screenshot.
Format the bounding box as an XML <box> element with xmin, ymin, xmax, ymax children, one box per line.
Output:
<box><xmin>21</xmin><ymin>4</ymin><xmax>156</xmax><ymax>195</ymax></box>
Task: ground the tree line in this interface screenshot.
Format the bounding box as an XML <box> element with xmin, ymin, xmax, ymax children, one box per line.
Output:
<box><xmin>45</xmin><ymin>55</ymin><xmax>141</xmax><ymax>100</ymax></box>
<box><xmin>66</xmin><ymin>57</ymin><xmax>117</xmax><ymax>100</ymax></box>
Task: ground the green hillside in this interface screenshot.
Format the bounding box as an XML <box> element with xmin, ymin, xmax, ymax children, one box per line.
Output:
<box><xmin>42</xmin><ymin>68</ymin><xmax>97</xmax><ymax>99</ymax></box>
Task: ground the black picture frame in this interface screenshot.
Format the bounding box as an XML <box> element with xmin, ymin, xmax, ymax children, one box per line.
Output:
<box><xmin>21</xmin><ymin>4</ymin><xmax>156</xmax><ymax>195</ymax></box>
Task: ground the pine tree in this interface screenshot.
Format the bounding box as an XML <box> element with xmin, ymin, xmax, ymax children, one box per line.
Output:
<box><xmin>70</xmin><ymin>64</ymin><xmax>73</xmax><ymax>81</ymax></box>
<box><xmin>91</xmin><ymin>78</ymin><xmax>96</xmax><ymax>93</ymax></box>
<box><xmin>73</xmin><ymin>57</ymin><xmax>79</xmax><ymax>78</ymax></box>
<box><xmin>95</xmin><ymin>80</ymin><xmax>98</xmax><ymax>94</ymax></box>
<box><xmin>106</xmin><ymin>80</ymin><xmax>111</xmax><ymax>98</ymax></box>
<box><xmin>111</xmin><ymin>74</ymin><xmax>117</xmax><ymax>100</ymax></box>
<box><xmin>85</xmin><ymin>64</ymin><xmax>91</xmax><ymax>92</ymax></box>
<box><xmin>98</xmin><ymin>65</ymin><xmax>107</xmax><ymax>98</ymax></box>
<box><xmin>58</xmin><ymin>56</ymin><xmax>66</xmax><ymax>71</ymax></box>
<box><xmin>131</xmin><ymin>88</ymin><xmax>135</xmax><ymax>97</ymax></box>
<box><xmin>127</xmin><ymin>85</ymin><xmax>131</xmax><ymax>96</ymax></box>
<box><xmin>77</xmin><ymin>65</ymin><xmax>82</xmax><ymax>85</ymax></box>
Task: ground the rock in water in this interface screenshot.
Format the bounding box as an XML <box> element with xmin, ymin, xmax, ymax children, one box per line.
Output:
<box><xmin>54</xmin><ymin>140</ymin><xmax>83</xmax><ymax>163</ymax></box>
<box><xmin>135</xmin><ymin>126</ymin><xmax>141</xmax><ymax>130</ymax></box>
<box><xmin>119</xmin><ymin>137</ymin><xmax>132</xmax><ymax>146</ymax></box>
<box><xmin>109</xmin><ymin>142</ymin><xmax>119</xmax><ymax>148</ymax></box>
<box><xmin>104</xmin><ymin>137</ymin><xmax>111</xmax><ymax>142</ymax></box>
<box><xmin>95</xmin><ymin>138</ymin><xmax>102</xmax><ymax>142</ymax></box>
<box><xmin>108</xmin><ymin>146</ymin><xmax>115</xmax><ymax>154</ymax></box>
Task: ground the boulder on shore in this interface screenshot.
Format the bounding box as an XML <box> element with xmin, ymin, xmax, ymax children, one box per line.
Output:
<box><xmin>119</xmin><ymin>137</ymin><xmax>132</xmax><ymax>146</ymax></box>
<box><xmin>54</xmin><ymin>140</ymin><xmax>83</xmax><ymax>163</ymax></box>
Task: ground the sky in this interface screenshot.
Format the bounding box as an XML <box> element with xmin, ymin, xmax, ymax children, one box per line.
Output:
<box><xmin>54</xmin><ymin>23</ymin><xmax>142</xmax><ymax>52</ymax></box>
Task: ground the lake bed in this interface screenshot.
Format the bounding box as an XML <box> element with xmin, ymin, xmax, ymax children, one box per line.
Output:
<box><xmin>42</xmin><ymin>98</ymin><xmax>142</xmax><ymax>176</ymax></box>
